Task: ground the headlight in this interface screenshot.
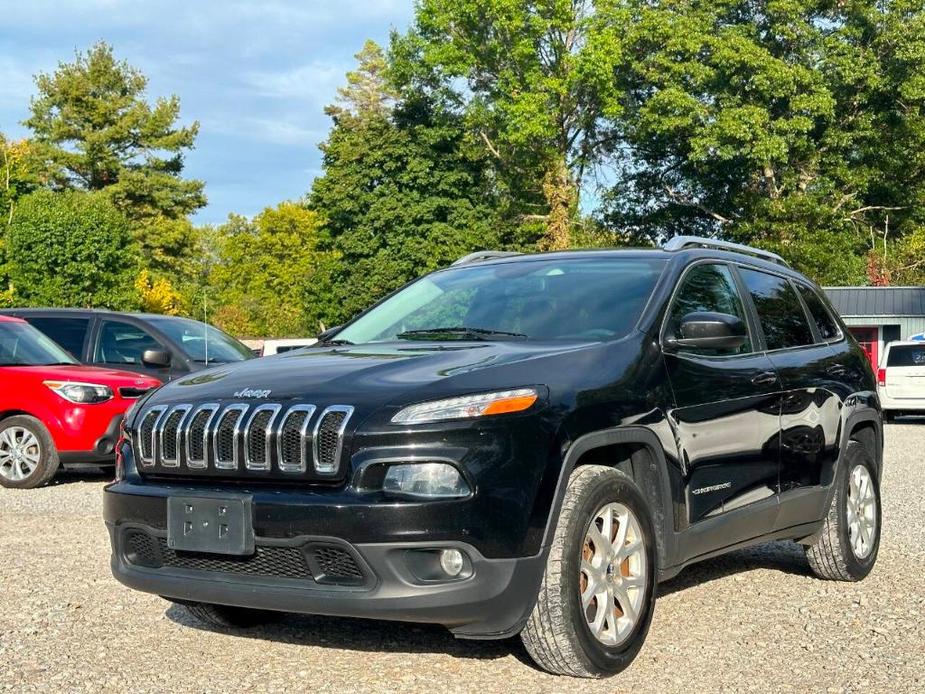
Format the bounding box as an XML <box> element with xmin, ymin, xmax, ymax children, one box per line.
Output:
<box><xmin>383</xmin><ymin>463</ymin><xmax>470</xmax><ymax>498</ymax></box>
<box><xmin>43</xmin><ymin>381</ymin><xmax>113</xmax><ymax>404</ymax></box>
<box><xmin>391</xmin><ymin>387</ymin><xmax>538</xmax><ymax>424</ymax></box>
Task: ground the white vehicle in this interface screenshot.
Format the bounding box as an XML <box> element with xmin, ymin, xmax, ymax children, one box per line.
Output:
<box><xmin>878</xmin><ymin>340</ymin><xmax>925</xmax><ymax>421</ymax></box>
<box><xmin>260</xmin><ymin>338</ymin><xmax>317</xmax><ymax>356</ymax></box>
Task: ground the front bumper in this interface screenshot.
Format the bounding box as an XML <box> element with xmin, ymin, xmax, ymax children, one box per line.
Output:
<box><xmin>103</xmin><ymin>482</ymin><xmax>545</xmax><ymax>639</ymax></box>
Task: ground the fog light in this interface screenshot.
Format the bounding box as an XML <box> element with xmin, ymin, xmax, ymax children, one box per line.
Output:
<box><xmin>439</xmin><ymin>549</ymin><xmax>464</xmax><ymax>577</ymax></box>
<box><xmin>382</xmin><ymin>463</ymin><xmax>470</xmax><ymax>498</ymax></box>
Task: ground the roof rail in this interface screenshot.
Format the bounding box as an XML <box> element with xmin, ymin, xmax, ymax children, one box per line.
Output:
<box><xmin>663</xmin><ymin>236</ymin><xmax>789</xmax><ymax>267</ymax></box>
<box><xmin>451</xmin><ymin>250</ymin><xmax>523</xmax><ymax>266</ymax></box>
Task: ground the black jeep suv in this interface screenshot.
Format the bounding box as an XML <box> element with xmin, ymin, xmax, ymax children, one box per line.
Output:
<box><xmin>104</xmin><ymin>238</ymin><xmax>883</xmax><ymax>677</ymax></box>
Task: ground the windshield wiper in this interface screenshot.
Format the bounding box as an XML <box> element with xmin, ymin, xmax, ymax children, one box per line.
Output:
<box><xmin>320</xmin><ymin>338</ymin><xmax>354</xmax><ymax>346</ymax></box>
<box><xmin>396</xmin><ymin>326</ymin><xmax>527</xmax><ymax>341</ymax></box>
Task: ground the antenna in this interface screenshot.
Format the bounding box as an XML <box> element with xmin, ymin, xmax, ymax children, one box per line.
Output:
<box><xmin>203</xmin><ymin>291</ymin><xmax>209</xmax><ymax>365</ymax></box>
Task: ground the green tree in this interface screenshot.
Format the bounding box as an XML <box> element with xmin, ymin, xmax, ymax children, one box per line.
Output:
<box><xmin>208</xmin><ymin>202</ymin><xmax>337</xmax><ymax>337</ymax></box>
<box><xmin>1</xmin><ymin>134</ymin><xmax>44</xmax><ymax>304</ymax></box>
<box><xmin>408</xmin><ymin>0</ymin><xmax>622</xmax><ymax>249</ymax></box>
<box><xmin>24</xmin><ymin>42</ymin><xmax>205</xmax><ymax>221</ymax></box>
<box><xmin>309</xmin><ymin>40</ymin><xmax>533</xmax><ymax>324</ymax></box>
<box><xmin>7</xmin><ymin>190</ymin><xmax>139</xmax><ymax>309</ymax></box>
<box><xmin>600</xmin><ymin>0</ymin><xmax>925</xmax><ymax>284</ymax></box>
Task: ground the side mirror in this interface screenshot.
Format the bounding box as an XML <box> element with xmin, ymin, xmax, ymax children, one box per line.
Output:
<box><xmin>317</xmin><ymin>325</ymin><xmax>342</xmax><ymax>342</ymax></box>
<box><xmin>665</xmin><ymin>312</ymin><xmax>748</xmax><ymax>352</ymax></box>
<box><xmin>142</xmin><ymin>348</ymin><xmax>172</xmax><ymax>368</ymax></box>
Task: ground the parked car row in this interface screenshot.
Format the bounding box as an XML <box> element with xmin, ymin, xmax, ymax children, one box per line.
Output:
<box><xmin>0</xmin><ymin>309</ymin><xmax>261</xmax><ymax>489</ymax></box>
<box><xmin>0</xmin><ymin>315</ymin><xmax>161</xmax><ymax>488</ymax></box>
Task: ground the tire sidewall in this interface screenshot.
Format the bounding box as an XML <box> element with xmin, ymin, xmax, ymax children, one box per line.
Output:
<box><xmin>836</xmin><ymin>444</ymin><xmax>881</xmax><ymax>579</ymax></box>
<box><xmin>0</xmin><ymin>415</ymin><xmax>59</xmax><ymax>489</ymax></box>
<box><xmin>563</xmin><ymin>471</ymin><xmax>658</xmax><ymax>675</ymax></box>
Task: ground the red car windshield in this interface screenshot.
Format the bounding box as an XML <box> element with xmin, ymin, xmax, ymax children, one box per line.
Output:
<box><xmin>0</xmin><ymin>321</ymin><xmax>78</xmax><ymax>366</ymax></box>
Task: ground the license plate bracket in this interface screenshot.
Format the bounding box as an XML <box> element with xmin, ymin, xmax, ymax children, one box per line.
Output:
<box><xmin>167</xmin><ymin>495</ymin><xmax>254</xmax><ymax>556</ymax></box>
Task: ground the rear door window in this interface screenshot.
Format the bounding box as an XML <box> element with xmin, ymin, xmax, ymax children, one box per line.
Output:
<box><xmin>26</xmin><ymin>317</ymin><xmax>90</xmax><ymax>359</ymax></box>
<box><xmin>93</xmin><ymin>320</ymin><xmax>163</xmax><ymax>365</ymax></box>
<box><xmin>887</xmin><ymin>345</ymin><xmax>925</xmax><ymax>367</ymax></box>
<box><xmin>739</xmin><ymin>268</ymin><xmax>814</xmax><ymax>350</ymax></box>
<box><xmin>794</xmin><ymin>284</ymin><xmax>841</xmax><ymax>341</ymax></box>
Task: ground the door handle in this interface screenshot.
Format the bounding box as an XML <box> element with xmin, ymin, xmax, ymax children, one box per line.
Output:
<box><xmin>751</xmin><ymin>371</ymin><xmax>778</xmax><ymax>387</ymax></box>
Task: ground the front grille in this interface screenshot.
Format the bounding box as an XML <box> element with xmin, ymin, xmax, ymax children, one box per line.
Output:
<box><xmin>119</xmin><ymin>386</ymin><xmax>153</xmax><ymax>399</ymax></box>
<box><xmin>124</xmin><ymin>530</ymin><xmax>311</xmax><ymax>579</ymax></box>
<box><xmin>314</xmin><ymin>546</ymin><xmax>364</xmax><ymax>580</ymax></box>
<box><xmin>121</xmin><ymin>529</ymin><xmax>369</xmax><ymax>587</ymax></box>
<box><xmin>133</xmin><ymin>401</ymin><xmax>353</xmax><ymax>479</ymax></box>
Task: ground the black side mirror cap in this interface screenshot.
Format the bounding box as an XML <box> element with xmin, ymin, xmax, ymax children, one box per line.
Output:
<box><xmin>665</xmin><ymin>312</ymin><xmax>748</xmax><ymax>352</ymax></box>
<box><xmin>141</xmin><ymin>348</ymin><xmax>172</xmax><ymax>368</ymax></box>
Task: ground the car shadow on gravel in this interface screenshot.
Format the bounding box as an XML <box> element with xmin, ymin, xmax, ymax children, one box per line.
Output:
<box><xmin>50</xmin><ymin>467</ymin><xmax>114</xmax><ymax>486</ymax></box>
<box><xmin>658</xmin><ymin>540</ymin><xmax>812</xmax><ymax>597</ymax></box>
<box><xmin>165</xmin><ymin>603</ymin><xmax>527</xmax><ymax>663</ymax></box>
<box><xmin>163</xmin><ymin>540</ymin><xmax>812</xmax><ymax>664</ymax></box>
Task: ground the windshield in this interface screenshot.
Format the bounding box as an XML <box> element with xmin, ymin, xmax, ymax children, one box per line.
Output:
<box><xmin>146</xmin><ymin>317</ymin><xmax>254</xmax><ymax>363</ymax></box>
<box><xmin>0</xmin><ymin>321</ymin><xmax>78</xmax><ymax>366</ymax></box>
<box><xmin>336</xmin><ymin>256</ymin><xmax>667</xmax><ymax>344</ymax></box>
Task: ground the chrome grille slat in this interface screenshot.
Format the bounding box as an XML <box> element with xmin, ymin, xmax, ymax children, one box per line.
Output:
<box><xmin>276</xmin><ymin>404</ymin><xmax>315</xmax><ymax>473</ymax></box>
<box><xmin>184</xmin><ymin>403</ymin><xmax>219</xmax><ymax>469</ymax></box>
<box><xmin>159</xmin><ymin>405</ymin><xmax>191</xmax><ymax>468</ymax></box>
<box><xmin>313</xmin><ymin>406</ymin><xmax>354</xmax><ymax>475</ymax></box>
<box><xmin>213</xmin><ymin>404</ymin><xmax>249</xmax><ymax>470</ymax></box>
<box><xmin>244</xmin><ymin>404</ymin><xmax>282</xmax><ymax>471</ymax></box>
<box><xmin>132</xmin><ymin>401</ymin><xmax>351</xmax><ymax>477</ymax></box>
<box><xmin>137</xmin><ymin>406</ymin><xmax>167</xmax><ymax>467</ymax></box>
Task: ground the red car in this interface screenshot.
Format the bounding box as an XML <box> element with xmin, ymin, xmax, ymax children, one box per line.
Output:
<box><xmin>0</xmin><ymin>315</ymin><xmax>161</xmax><ymax>489</ymax></box>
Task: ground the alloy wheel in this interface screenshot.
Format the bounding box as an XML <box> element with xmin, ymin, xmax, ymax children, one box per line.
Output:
<box><xmin>579</xmin><ymin>502</ymin><xmax>648</xmax><ymax>647</ymax></box>
<box><xmin>0</xmin><ymin>426</ymin><xmax>42</xmax><ymax>482</ymax></box>
<box><xmin>846</xmin><ymin>464</ymin><xmax>877</xmax><ymax>559</ymax></box>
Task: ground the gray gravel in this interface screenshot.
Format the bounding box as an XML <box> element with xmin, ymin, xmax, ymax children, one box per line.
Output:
<box><xmin>2</xmin><ymin>423</ymin><xmax>924</xmax><ymax>693</ymax></box>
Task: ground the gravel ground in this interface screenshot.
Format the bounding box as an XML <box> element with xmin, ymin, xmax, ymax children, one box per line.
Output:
<box><xmin>1</xmin><ymin>423</ymin><xmax>923</xmax><ymax>693</ymax></box>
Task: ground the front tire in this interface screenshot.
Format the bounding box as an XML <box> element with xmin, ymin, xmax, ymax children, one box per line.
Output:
<box><xmin>521</xmin><ymin>465</ymin><xmax>657</xmax><ymax>678</ymax></box>
<box><xmin>805</xmin><ymin>441</ymin><xmax>881</xmax><ymax>581</ymax></box>
<box><xmin>0</xmin><ymin>415</ymin><xmax>59</xmax><ymax>489</ymax></box>
<box><xmin>172</xmin><ymin>600</ymin><xmax>279</xmax><ymax>629</ymax></box>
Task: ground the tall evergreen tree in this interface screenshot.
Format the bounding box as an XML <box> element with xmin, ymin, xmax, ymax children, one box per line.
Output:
<box><xmin>24</xmin><ymin>42</ymin><xmax>205</xmax><ymax>222</ymax></box>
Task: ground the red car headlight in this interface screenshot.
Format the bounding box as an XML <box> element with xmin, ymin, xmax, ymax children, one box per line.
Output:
<box><xmin>43</xmin><ymin>381</ymin><xmax>114</xmax><ymax>404</ymax></box>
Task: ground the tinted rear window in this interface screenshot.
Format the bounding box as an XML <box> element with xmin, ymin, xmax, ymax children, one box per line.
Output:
<box><xmin>26</xmin><ymin>317</ymin><xmax>90</xmax><ymax>358</ymax></box>
<box><xmin>795</xmin><ymin>284</ymin><xmax>840</xmax><ymax>341</ymax></box>
<box><xmin>887</xmin><ymin>345</ymin><xmax>925</xmax><ymax>367</ymax></box>
<box><xmin>739</xmin><ymin>269</ymin><xmax>814</xmax><ymax>350</ymax></box>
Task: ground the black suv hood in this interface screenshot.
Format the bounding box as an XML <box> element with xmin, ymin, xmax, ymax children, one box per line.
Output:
<box><xmin>146</xmin><ymin>341</ymin><xmax>592</xmax><ymax>410</ymax></box>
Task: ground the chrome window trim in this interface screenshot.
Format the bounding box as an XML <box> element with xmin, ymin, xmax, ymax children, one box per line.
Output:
<box><xmin>312</xmin><ymin>405</ymin><xmax>354</xmax><ymax>475</ymax></box>
<box><xmin>159</xmin><ymin>405</ymin><xmax>191</xmax><ymax>468</ymax></box>
<box><xmin>136</xmin><ymin>406</ymin><xmax>167</xmax><ymax>467</ymax></box>
<box><xmin>184</xmin><ymin>403</ymin><xmax>220</xmax><ymax>470</ymax></box>
<box><xmin>244</xmin><ymin>403</ymin><xmax>282</xmax><ymax>471</ymax></box>
<box><xmin>212</xmin><ymin>404</ymin><xmax>249</xmax><ymax>470</ymax></box>
<box><xmin>276</xmin><ymin>404</ymin><xmax>316</xmax><ymax>473</ymax></box>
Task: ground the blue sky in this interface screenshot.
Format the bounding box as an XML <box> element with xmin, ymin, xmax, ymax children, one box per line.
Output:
<box><xmin>0</xmin><ymin>0</ymin><xmax>414</xmax><ymax>224</ymax></box>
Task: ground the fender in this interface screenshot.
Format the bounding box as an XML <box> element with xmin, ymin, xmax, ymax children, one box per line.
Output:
<box><xmin>537</xmin><ymin>425</ymin><xmax>680</xmax><ymax>576</ymax></box>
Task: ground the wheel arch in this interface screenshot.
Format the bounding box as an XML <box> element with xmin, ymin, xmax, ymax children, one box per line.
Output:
<box><xmin>542</xmin><ymin>426</ymin><xmax>678</xmax><ymax>574</ymax></box>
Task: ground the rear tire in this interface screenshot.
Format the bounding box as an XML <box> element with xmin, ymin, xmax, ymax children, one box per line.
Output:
<box><xmin>521</xmin><ymin>465</ymin><xmax>657</xmax><ymax>678</ymax></box>
<box><xmin>0</xmin><ymin>415</ymin><xmax>59</xmax><ymax>489</ymax></box>
<box><xmin>174</xmin><ymin>600</ymin><xmax>279</xmax><ymax>628</ymax></box>
<box><xmin>805</xmin><ymin>441</ymin><xmax>881</xmax><ymax>581</ymax></box>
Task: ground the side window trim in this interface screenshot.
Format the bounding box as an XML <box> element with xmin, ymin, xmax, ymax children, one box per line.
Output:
<box><xmin>659</xmin><ymin>259</ymin><xmax>757</xmax><ymax>359</ymax></box>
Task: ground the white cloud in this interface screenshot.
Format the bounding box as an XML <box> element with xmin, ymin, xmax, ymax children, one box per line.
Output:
<box><xmin>240</xmin><ymin>61</ymin><xmax>347</xmax><ymax>102</ymax></box>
